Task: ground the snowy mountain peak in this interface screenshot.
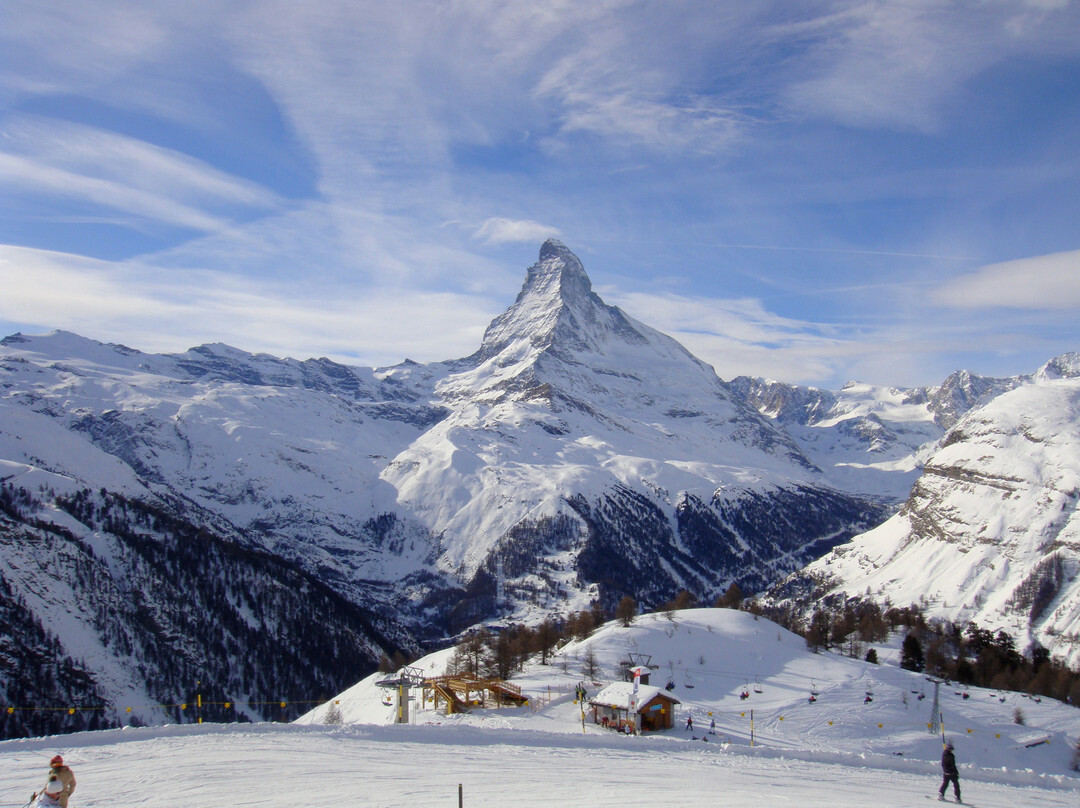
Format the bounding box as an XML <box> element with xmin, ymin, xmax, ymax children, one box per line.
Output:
<box><xmin>538</xmin><ymin>236</ymin><xmax>580</xmax><ymax>264</ymax></box>
<box><xmin>475</xmin><ymin>240</ymin><xmax>645</xmax><ymax>363</ymax></box>
<box><xmin>532</xmin><ymin>238</ymin><xmax>591</xmax><ymax>297</ymax></box>
<box><xmin>1037</xmin><ymin>352</ymin><xmax>1080</xmax><ymax>382</ymax></box>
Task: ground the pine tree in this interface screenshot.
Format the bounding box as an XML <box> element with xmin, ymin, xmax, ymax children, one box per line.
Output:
<box><xmin>324</xmin><ymin>701</ymin><xmax>344</xmax><ymax>725</ymax></box>
<box><xmin>900</xmin><ymin>633</ymin><xmax>925</xmax><ymax>672</ymax></box>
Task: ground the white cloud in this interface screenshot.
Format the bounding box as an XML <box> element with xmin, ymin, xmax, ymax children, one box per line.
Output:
<box><xmin>932</xmin><ymin>249</ymin><xmax>1080</xmax><ymax>310</ymax></box>
<box><xmin>604</xmin><ymin>285</ymin><xmax>1078</xmax><ymax>388</ymax></box>
<box><xmin>779</xmin><ymin>1</ymin><xmax>1080</xmax><ymax>132</ymax></box>
<box><xmin>607</xmin><ymin>289</ymin><xmax>849</xmax><ymax>383</ymax></box>
<box><xmin>474</xmin><ymin>218</ymin><xmax>561</xmax><ymax>245</ymax></box>
<box><xmin>0</xmin><ymin>244</ymin><xmax>500</xmax><ymax>366</ymax></box>
<box><xmin>0</xmin><ymin>0</ymin><xmax>168</xmax><ymax>100</ymax></box>
<box><xmin>0</xmin><ymin>152</ymin><xmax>229</xmax><ymax>233</ymax></box>
<box><xmin>0</xmin><ymin>116</ymin><xmax>280</xmax><ymax>231</ymax></box>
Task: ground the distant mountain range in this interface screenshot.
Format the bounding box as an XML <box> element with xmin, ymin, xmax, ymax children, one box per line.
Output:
<box><xmin>769</xmin><ymin>353</ymin><xmax>1080</xmax><ymax>666</ymax></box>
<box><xmin>1</xmin><ymin>239</ymin><xmax>1076</xmax><ymax>733</ymax></box>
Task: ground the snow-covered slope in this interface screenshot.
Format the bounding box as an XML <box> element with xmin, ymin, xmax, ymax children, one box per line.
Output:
<box><xmin>2</xmin><ymin>713</ymin><xmax>1076</xmax><ymax>807</ymax></box>
<box><xmin>728</xmin><ymin>363</ymin><xmax>1034</xmax><ymax>503</ymax></box>
<box><xmin>771</xmin><ymin>360</ymin><xmax>1080</xmax><ymax>664</ymax></box>
<box><xmin>4</xmin><ymin>611</ymin><xmax>1077</xmax><ymax>807</ymax></box>
<box><xmin>296</xmin><ymin>609</ymin><xmax>1080</xmax><ymax>784</ymax></box>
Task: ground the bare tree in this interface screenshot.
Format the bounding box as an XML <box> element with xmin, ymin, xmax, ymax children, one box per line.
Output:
<box><xmin>582</xmin><ymin>645</ymin><xmax>601</xmax><ymax>680</ymax></box>
<box><xmin>616</xmin><ymin>595</ymin><xmax>637</xmax><ymax>627</ymax></box>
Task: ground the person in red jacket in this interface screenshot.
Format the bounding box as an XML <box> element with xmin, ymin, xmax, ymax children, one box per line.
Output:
<box><xmin>938</xmin><ymin>741</ymin><xmax>961</xmax><ymax>803</ymax></box>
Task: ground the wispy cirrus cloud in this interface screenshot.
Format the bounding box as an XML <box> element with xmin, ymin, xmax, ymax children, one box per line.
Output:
<box><xmin>2</xmin><ymin>1</ymin><xmax>1079</xmax><ymax>389</ymax></box>
<box><xmin>932</xmin><ymin>249</ymin><xmax>1080</xmax><ymax>310</ymax></box>
<box><xmin>0</xmin><ymin>0</ymin><xmax>168</xmax><ymax>100</ymax></box>
<box><xmin>779</xmin><ymin>0</ymin><xmax>1080</xmax><ymax>132</ymax></box>
<box><xmin>0</xmin><ymin>116</ymin><xmax>281</xmax><ymax>232</ymax></box>
<box><xmin>608</xmin><ymin>289</ymin><xmax>848</xmax><ymax>382</ymax></box>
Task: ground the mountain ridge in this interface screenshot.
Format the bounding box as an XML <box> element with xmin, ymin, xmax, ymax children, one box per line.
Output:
<box><xmin>766</xmin><ymin>366</ymin><xmax>1080</xmax><ymax>665</ymax></box>
<box><xmin>2</xmin><ymin>242</ymin><xmax>1077</xmax><ymax>735</ymax></box>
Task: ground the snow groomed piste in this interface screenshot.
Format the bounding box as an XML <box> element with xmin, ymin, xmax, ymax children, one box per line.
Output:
<box><xmin>2</xmin><ymin>609</ymin><xmax>1077</xmax><ymax>807</ymax></box>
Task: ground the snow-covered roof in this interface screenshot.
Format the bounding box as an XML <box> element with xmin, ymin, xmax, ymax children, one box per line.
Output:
<box><xmin>589</xmin><ymin>681</ymin><xmax>679</xmax><ymax>710</ymax></box>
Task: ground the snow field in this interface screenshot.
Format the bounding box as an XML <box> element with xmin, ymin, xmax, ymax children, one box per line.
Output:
<box><xmin>0</xmin><ymin>721</ymin><xmax>1074</xmax><ymax>808</ymax></box>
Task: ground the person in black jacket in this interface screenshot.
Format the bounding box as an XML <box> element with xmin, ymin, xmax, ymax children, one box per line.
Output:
<box><xmin>938</xmin><ymin>740</ymin><xmax>961</xmax><ymax>802</ymax></box>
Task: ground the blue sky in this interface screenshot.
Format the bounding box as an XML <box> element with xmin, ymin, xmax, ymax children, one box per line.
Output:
<box><xmin>2</xmin><ymin>0</ymin><xmax>1079</xmax><ymax>387</ymax></box>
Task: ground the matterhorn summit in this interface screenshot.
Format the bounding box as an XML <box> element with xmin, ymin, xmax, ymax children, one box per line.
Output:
<box><xmin>383</xmin><ymin>242</ymin><xmax>884</xmax><ymax>610</ymax></box>
<box><xmin>457</xmin><ymin>239</ymin><xmax>723</xmax><ymax>416</ymax></box>
<box><xmin>478</xmin><ymin>238</ymin><xmax>649</xmax><ymax>359</ymax></box>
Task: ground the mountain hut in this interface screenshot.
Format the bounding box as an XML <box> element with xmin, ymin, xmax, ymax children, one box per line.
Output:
<box><xmin>588</xmin><ymin>682</ymin><xmax>680</xmax><ymax>733</ymax></box>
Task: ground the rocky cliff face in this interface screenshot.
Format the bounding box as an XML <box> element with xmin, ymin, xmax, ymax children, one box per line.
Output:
<box><xmin>767</xmin><ymin>358</ymin><xmax>1080</xmax><ymax>665</ymax></box>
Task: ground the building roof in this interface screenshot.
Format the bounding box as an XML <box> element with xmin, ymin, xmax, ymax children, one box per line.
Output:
<box><xmin>589</xmin><ymin>682</ymin><xmax>680</xmax><ymax>711</ymax></box>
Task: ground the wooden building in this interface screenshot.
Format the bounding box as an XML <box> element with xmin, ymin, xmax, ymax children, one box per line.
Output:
<box><xmin>588</xmin><ymin>682</ymin><xmax>680</xmax><ymax>733</ymax></box>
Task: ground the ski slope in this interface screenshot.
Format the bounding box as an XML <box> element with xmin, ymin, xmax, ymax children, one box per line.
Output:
<box><xmin>1</xmin><ymin>721</ymin><xmax>1075</xmax><ymax>808</ymax></box>
<box><xmin>2</xmin><ymin>609</ymin><xmax>1078</xmax><ymax>807</ymax></box>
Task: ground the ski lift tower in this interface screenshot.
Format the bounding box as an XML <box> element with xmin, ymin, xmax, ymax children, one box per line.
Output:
<box><xmin>376</xmin><ymin>665</ymin><xmax>426</xmax><ymax>724</ymax></box>
<box><xmin>927</xmin><ymin>677</ymin><xmax>943</xmax><ymax>735</ymax></box>
<box><xmin>622</xmin><ymin>652</ymin><xmax>653</xmax><ymax>683</ymax></box>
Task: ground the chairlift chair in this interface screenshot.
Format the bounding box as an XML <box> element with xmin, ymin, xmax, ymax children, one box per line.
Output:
<box><xmin>753</xmin><ymin>678</ymin><xmax>763</xmax><ymax>694</ymax></box>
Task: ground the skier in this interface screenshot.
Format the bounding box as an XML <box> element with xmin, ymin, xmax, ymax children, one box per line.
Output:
<box><xmin>46</xmin><ymin>754</ymin><xmax>76</xmax><ymax>808</ymax></box>
<box><xmin>938</xmin><ymin>740</ymin><xmax>962</xmax><ymax>803</ymax></box>
<box><xmin>32</xmin><ymin>776</ymin><xmax>64</xmax><ymax>807</ymax></box>
<box><xmin>685</xmin><ymin>714</ymin><xmax>693</xmax><ymax>731</ymax></box>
